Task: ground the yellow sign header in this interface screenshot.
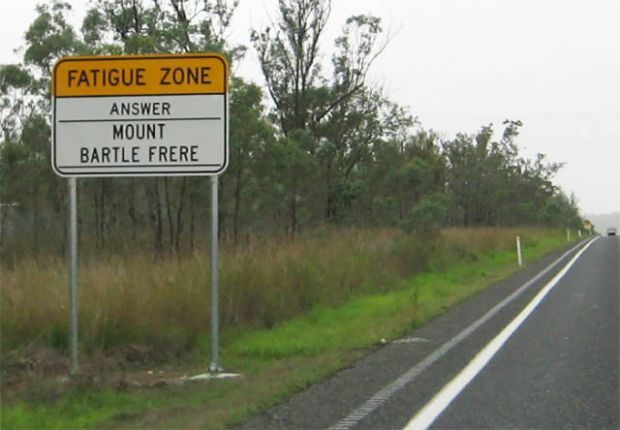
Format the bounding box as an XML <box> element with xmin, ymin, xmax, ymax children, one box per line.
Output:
<box><xmin>53</xmin><ymin>54</ymin><xmax>228</xmax><ymax>97</ymax></box>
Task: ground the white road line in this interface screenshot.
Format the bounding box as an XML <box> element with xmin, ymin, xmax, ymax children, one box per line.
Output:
<box><xmin>403</xmin><ymin>237</ymin><xmax>598</xmax><ymax>430</ymax></box>
<box><xmin>327</xmin><ymin>238</ymin><xmax>593</xmax><ymax>430</ymax></box>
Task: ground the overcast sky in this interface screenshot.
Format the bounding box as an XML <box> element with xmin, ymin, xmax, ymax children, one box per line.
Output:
<box><xmin>1</xmin><ymin>0</ymin><xmax>618</xmax><ymax>215</ymax></box>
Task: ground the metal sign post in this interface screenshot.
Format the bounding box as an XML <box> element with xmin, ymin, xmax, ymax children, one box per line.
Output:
<box><xmin>52</xmin><ymin>53</ymin><xmax>230</xmax><ymax>376</ymax></box>
<box><xmin>209</xmin><ymin>175</ymin><xmax>220</xmax><ymax>373</ymax></box>
<box><xmin>68</xmin><ymin>177</ymin><xmax>79</xmax><ymax>375</ymax></box>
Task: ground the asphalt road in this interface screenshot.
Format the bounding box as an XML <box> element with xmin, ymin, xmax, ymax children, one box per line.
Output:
<box><xmin>242</xmin><ymin>236</ymin><xmax>619</xmax><ymax>429</ymax></box>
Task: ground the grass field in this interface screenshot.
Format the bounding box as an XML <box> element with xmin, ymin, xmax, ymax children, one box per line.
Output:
<box><xmin>0</xmin><ymin>227</ymin><xmax>574</xmax><ymax>429</ymax></box>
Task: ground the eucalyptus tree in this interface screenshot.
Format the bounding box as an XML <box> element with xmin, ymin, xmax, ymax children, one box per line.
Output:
<box><xmin>225</xmin><ymin>78</ymin><xmax>275</xmax><ymax>243</ymax></box>
<box><xmin>75</xmin><ymin>0</ymin><xmax>243</xmax><ymax>254</ymax></box>
<box><xmin>252</xmin><ymin>0</ymin><xmax>391</xmax><ymax>231</ymax></box>
<box><xmin>442</xmin><ymin>120</ymin><xmax>580</xmax><ymax>227</ymax></box>
<box><xmin>0</xmin><ymin>2</ymin><xmax>80</xmax><ymax>255</ymax></box>
<box><xmin>1</xmin><ymin>0</ymin><xmax>253</xmax><ymax>257</ymax></box>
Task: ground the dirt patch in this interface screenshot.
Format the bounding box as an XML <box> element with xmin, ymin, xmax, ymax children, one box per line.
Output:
<box><xmin>0</xmin><ymin>344</ymin><xmax>205</xmax><ymax>404</ymax></box>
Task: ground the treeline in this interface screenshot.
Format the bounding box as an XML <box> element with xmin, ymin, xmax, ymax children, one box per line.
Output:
<box><xmin>0</xmin><ymin>0</ymin><xmax>581</xmax><ymax>259</ymax></box>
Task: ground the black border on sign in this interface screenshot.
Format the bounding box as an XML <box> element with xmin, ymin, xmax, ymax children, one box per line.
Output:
<box><xmin>51</xmin><ymin>54</ymin><xmax>229</xmax><ymax>177</ymax></box>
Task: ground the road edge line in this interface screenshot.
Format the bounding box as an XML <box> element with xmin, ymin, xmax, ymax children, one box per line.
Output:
<box><xmin>327</xmin><ymin>238</ymin><xmax>595</xmax><ymax>430</ymax></box>
<box><xmin>403</xmin><ymin>237</ymin><xmax>598</xmax><ymax>430</ymax></box>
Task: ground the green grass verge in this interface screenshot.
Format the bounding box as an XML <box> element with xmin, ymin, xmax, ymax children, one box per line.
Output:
<box><xmin>1</xmin><ymin>233</ymin><xmax>572</xmax><ymax>429</ymax></box>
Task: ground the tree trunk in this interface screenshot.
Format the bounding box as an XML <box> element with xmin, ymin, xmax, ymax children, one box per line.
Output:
<box><xmin>32</xmin><ymin>192</ymin><xmax>39</xmax><ymax>253</ymax></box>
<box><xmin>94</xmin><ymin>184</ymin><xmax>100</xmax><ymax>249</ymax></box>
<box><xmin>289</xmin><ymin>179</ymin><xmax>298</xmax><ymax>238</ymax></box>
<box><xmin>218</xmin><ymin>175</ymin><xmax>225</xmax><ymax>240</ymax></box>
<box><xmin>128</xmin><ymin>181</ymin><xmax>137</xmax><ymax>242</ymax></box>
<box><xmin>174</xmin><ymin>177</ymin><xmax>187</xmax><ymax>254</ymax></box>
<box><xmin>145</xmin><ymin>179</ymin><xmax>163</xmax><ymax>257</ymax></box>
<box><xmin>325</xmin><ymin>168</ymin><xmax>336</xmax><ymax>222</ymax></box>
<box><xmin>189</xmin><ymin>187</ymin><xmax>196</xmax><ymax>250</ymax></box>
<box><xmin>99</xmin><ymin>180</ymin><xmax>106</xmax><ymax>250</ymax></box>
<box><xmin>233</xmin><ymin>156</ymin><xmax>244</xmax><ymax>246</ymax></box>
<box><xmin>397</xmin><ymin>187</ymin><xmax>404</xmax><ymax>222</ymax></box>
<box><xmin>164</xmin><ymin>177</ymin><xmax>174</xmax><ymax>252</ymax></box>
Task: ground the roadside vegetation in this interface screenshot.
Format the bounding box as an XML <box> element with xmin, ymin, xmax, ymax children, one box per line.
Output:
<box><xmin>0</xmin><ymin>0</ymin><xmax>581</xmax><ymax>264</ymax></box>
<box><xmin>1</xmin><ymin>227</ymin><xmax>573</xmax><ymax>429</ymax></box>
<box><xmin>0</xmin><ymin>227</ymin><xmax>553</xmax><ymax>353</ymax></box>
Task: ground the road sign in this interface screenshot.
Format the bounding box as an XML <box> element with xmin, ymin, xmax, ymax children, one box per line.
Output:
<box><xmin>52</xmin><ymin>53</ymin><xmax>228</xmax><ymax>177</ymax></box>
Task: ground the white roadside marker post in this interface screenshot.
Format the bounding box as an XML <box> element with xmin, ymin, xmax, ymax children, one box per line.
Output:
<box><xmin>566</xmin><ymin>228</ymin><xmax>571</xmax><ymax>242</ymax></box>
<box><xmin>516</xmin><ymin>235</ymin><xmax>523</xmax><ymax>266</ymax></box>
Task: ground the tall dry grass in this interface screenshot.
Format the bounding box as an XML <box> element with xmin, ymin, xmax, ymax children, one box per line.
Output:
<box><xmin>0</xmin><ymin>227</ymin><xmax>560</xmax><ymax>355</ymax></box>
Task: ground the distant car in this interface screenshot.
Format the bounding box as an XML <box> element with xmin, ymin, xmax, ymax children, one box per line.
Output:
<box><xmin>607</xmin><ymin>227</ymin><xmax>617</xmax><ymax>236</ymax></box>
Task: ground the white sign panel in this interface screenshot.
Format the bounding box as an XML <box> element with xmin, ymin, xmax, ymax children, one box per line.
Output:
<box><xmin>52</xmin><ymin>54</ymin><xmax>228</xmax><ymax>177</ymax></box>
